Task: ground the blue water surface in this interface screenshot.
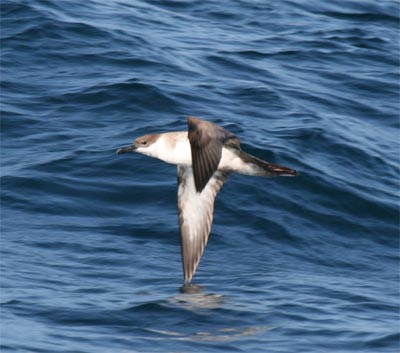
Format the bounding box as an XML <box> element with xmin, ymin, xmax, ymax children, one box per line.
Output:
<box><xmin>1</xmin><ymin>0</ymin><xmax>399</xmax><ymax>352</ymax></box>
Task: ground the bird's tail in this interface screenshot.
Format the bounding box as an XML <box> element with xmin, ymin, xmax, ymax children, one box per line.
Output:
<box><xmin>239</xmin><ymin>151</ymin><xmax>298</xmax><ymax>177</ymax></box>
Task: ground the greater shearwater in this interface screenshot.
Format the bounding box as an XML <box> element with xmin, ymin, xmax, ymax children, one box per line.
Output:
<box><xmin>117</xmin><ymin>116</ymin><xmax>298</xmax><ymax>284</ymax></box>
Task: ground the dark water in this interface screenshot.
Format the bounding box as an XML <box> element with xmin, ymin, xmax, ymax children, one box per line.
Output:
<box><xmin>1</xmin><ymin>0</ymin><xmax>399</xmax><ymax>352</ymax></box>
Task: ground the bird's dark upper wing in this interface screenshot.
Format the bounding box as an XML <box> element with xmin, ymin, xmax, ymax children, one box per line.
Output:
<box><xmin>187</xmin><ymin>116</ymin><xmax>239</xmax><ymax>192</ymax></box>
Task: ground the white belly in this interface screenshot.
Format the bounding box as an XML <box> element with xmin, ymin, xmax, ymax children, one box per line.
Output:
<box><xmin>152</xmin><ymin>132</ymin><xmax>192</xmax><ymax>165</ymax></box>
<box><xmin>149</xmin><ymin>132</ymin><xmax>246</xmax><ymax>173</ymax></box>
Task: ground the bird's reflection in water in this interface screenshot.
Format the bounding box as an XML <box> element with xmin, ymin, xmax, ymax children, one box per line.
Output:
<box><xmin>166</xmin><ymin>284</ymin><xmax>224</xmax><ymax>310</ymax></box>
<box><xmin>154</xmin><ymin>284</ymin><xmax>272</xmax><ymax>342</ymax></box>
<box><xmin>179</xmin><ymin>284</ymin><xmax>204</xmax><ymax>294</ymax></box>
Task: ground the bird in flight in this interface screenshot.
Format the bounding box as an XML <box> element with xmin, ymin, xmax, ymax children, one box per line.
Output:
<box><xmin>117</xmin><ymin>116</ymin><xmax>298</xmax><ymax>285</ymax></box>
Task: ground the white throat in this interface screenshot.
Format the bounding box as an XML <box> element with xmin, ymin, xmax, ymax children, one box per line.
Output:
<box><xmin>137</xmin><ymin>131</ymin><xmax>192</xmax><ymax>165</ymax></box>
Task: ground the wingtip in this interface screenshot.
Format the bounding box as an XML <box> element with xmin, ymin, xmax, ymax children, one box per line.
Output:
<box><xmin>187</xmin><ymin>116</ymin><xmax>201</xmax><ymax>127</ymax></box>
<box><xmin>183</xmin><ymin>265</ymin><xmax>195</xmax><ymax>285</ymax></box>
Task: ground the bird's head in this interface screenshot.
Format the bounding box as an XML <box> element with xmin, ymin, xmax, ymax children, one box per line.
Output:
<box><xmin>116</xmin><ymin>134</ymin><xmax>160</xmax><ymax>157</ymax></box>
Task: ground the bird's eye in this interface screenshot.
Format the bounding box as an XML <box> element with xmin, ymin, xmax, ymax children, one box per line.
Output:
<box><xmin>141</xmin><ymin>141</ymin><xmax>147</xmax><ymax>145</ymax></box>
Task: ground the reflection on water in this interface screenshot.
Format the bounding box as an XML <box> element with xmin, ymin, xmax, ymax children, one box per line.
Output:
<box><xmin>147</xmin><ymin>325</ymin><xmax>273</xmax><ymax>342</ymax></box>
<box><xmin>180</xmin><ymin>325</ymin><xmax>273</xmax><ymax>342</ymax></box>
<box><xmin>169</xmin><ymin>284</ymin><xmax>224</xmax><ymax>310</ymax></box>
<box><xmin>152</xmin><ymin>285</ymin><xmax>273</xmax><ymax>342</ymax></box>
<box><xmin>179</xmin><ymin>284</ymin><xmax>205</xmax><ymax>294</ymax></box>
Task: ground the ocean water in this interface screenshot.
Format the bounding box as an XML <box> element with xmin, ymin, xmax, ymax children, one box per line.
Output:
<box><xmin>1</xmin><ymin>0</ymin><xmax>399</xmax><ymax>352</ymax></box>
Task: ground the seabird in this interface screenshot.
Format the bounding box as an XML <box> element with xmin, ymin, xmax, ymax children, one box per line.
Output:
<box><xmin>117</xmin><ymin>116</ymin><xmax>298</xmax><ymax>285</ymax></box>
